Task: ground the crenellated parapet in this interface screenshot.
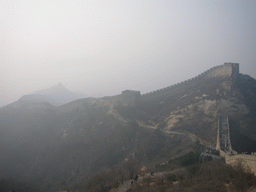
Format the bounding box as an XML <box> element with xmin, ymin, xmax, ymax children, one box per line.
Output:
<box><xmin>139</xmin><ymin>63</ymin><xmax>239</xmax><ymax>103</ymax></box>
<box><xmin>117</xmin><ymin>63</ymin><xmax>239</xmax><ymax>105</ymax></box>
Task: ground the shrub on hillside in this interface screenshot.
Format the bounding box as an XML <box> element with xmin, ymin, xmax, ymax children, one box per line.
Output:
<box><xmin>177</xmin><ymin>151</ymin><xmax>200</xmax><ymax>166</ymax></box>
<box><xmin>132</xmin><ymin>161</ymin><xmax>256</xmax><ymax>192</ymax></box>
<box><xmin>166</xmin><ymin>173</ymin><xmax>177</xmax><ymax>183</ymax></box>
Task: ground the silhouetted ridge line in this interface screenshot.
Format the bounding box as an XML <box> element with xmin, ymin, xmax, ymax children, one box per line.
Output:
<box><xmin>137</xmin><ymin>63</ymin><xmax>239</xmax><ymax>104</ymax></box>
<box><xmin>112</xmin><ymin>63</ymin><xmax>239</xmax><ymax>105</ymax></box>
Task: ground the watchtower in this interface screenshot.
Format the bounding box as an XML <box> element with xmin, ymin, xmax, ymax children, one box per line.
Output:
<box><xmin>121</xmin><ymin>90</ymin><xmax>141</xmax><ymax>105</ymax></box>
<box><xmin>224</xmin><ymin>62</ymin><xmax>239</xmax><ymax>80</ymax></box>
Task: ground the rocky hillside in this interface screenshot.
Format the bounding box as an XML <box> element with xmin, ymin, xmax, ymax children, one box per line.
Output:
<box><xmin>0</xmin><ymin>64</ymin><xmax>255</xmax><ymax>191</ymax></box>
<box><xmin>0</xmin><ymin>98</ymin><xmax>194</xmax><ymax>191</ymax></box>
<box><xmin>115</xmin><ymin>73</ymin><xmax>256</xmax><ymax>147</ymax></box>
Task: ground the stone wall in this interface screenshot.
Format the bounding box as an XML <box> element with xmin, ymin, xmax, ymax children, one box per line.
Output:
<box><xmin>216</xmin><ymin>118</ymin><xmax>220</xmax><ymax>150</ymax></box>
<box><xmin>139</xmin><ymin>63</ymin><xmax>239</xmax><ymax>104</ymax></box>
<box><xmin>222</xmin><ymin>151</ymin><xmax>256</xmax><ymax>176</ymax></box>
<box><xmin>121</xmin><ymin>90</ymin><xmax>141</xmax><ymax>105</ymax></box>
<box><xmin>217</xmin><ymin>115</ymin><xmax>256</xmax><ymax>175</ymax></box>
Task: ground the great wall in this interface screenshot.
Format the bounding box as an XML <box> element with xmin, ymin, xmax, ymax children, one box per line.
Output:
<box><xmin>118</xmin><ymin>62</ymin><xmax>256</xmax><ymax>175</ymax></box>
<box><xmin>119</xmin><ymin>63</ymin><xmax>239</xmax><ymax>105</ymax></box>
<box><xmin>216</xmin><ymin>116</ymin><xmax>256</xmax><ymax>175</ymax></box>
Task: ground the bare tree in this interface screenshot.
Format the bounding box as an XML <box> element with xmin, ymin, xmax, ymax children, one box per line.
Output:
<box><xmin>122</xmin><ymin>159</ymin><xmax>141</xmax><ymax>179</ymax></box>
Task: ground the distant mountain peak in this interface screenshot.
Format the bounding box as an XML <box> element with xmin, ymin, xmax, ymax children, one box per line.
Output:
<box><xmin>17</xmin><ymin>83</ymin><xmax>86</xmax><ymax>106</ymax></box>
<box><xmin>57</xmin><ymin>82</ymin><xmax>65</xmax><ymax>88</ymax></box>
<box><xmin>34</xmin><ymin>83</ymin><xmax>69</xmax><ymax>96</ymax></box>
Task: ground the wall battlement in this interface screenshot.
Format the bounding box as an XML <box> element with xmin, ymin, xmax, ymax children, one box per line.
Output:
<box><xmin>119</xmin><ymin>63</ymin><xmax>239</xmax><ymax>105</ymax></box>
<box><xmin>139</xmin><ymin>63</ymin><xmax>239</xmax><ymax>104</ymax></box>
<box><xmin>219</xmin><ymin>148</ymin><xmax>256</xmax><ymax>175</ymax></box>
<box><xmin>120</xmin><ymin>90</ymin><xmax>141</xmax><ymax>105</ymax></box>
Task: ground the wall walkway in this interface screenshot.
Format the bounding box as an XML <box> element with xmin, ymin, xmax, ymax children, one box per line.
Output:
<box><xmin>139</xmin><ymin>63</ymin><xmax>238</xmax><ymax>104</ymax></box>
<box><xmin>217</xmin><ymin>116</ymin><xmax>256</xmax><ymax>175</ymax></box>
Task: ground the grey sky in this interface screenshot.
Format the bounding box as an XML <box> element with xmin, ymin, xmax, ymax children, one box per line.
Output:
<box><xmin>1</xmin><ymin>0</ymin><xmax>256</xmax><ymax>107</ymax></box>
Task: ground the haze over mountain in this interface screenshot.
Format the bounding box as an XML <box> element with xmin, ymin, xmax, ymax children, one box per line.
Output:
<box><xmin>18</xmin><ymin>82</ymin><xmax>86</xmax><ymax>106</ymax></box>
<box><xmin>1</xmin><ymin>1</ymin><xmax>256</xmax><ymax>107</ymax></box>
<box><xmin>0</xmin><ymin>63</ymin><xmax>255</xmax><ymax>191</ymax></box>
<box><xmin>1</xmin><ymin>0</ymin><xmax>256</xmax><ymax>190</ymax></box>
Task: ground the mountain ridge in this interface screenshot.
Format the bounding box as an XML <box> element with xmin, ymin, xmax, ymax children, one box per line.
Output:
<box><xmin>0</xmin><ymin>62</ymin><xmax>255</xmax><ymax>191</ymax></box>
<box><xmin>18</xmin><ymin>82</ymin><xmax>86</xmax><ymax>106</ymax></box>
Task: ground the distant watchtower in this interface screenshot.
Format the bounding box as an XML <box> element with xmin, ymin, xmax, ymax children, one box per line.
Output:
<box><xmin>224</xmin><ymin>62</ymin><xmax>239</xmax><ymax>80</ymax></box>
<box><xmin>121</xmin><ymin>90</ymin><xmax>141</xmax><ymax>105</ymax></box>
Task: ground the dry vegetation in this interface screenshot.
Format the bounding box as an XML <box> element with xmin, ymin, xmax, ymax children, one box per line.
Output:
<box><xmin>1</xmin><ymin>74</ymin><xmax>256</xmax><ymax>191</ymax></box>
<box><xmin>130</xmin><ymin>161</ymin><xmax>256</xmax><ymax>192</ymax></box>
<box><xmin>64</xmin><ymin>151</ymin><xmax>256</xmax><ymax>192</ymax></box>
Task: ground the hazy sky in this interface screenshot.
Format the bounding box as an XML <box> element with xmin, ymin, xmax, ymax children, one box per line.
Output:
<box><xmin>1</xmin><ymin>0</ymin><xmax>256</xmax><ymax>106</ymax></box>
